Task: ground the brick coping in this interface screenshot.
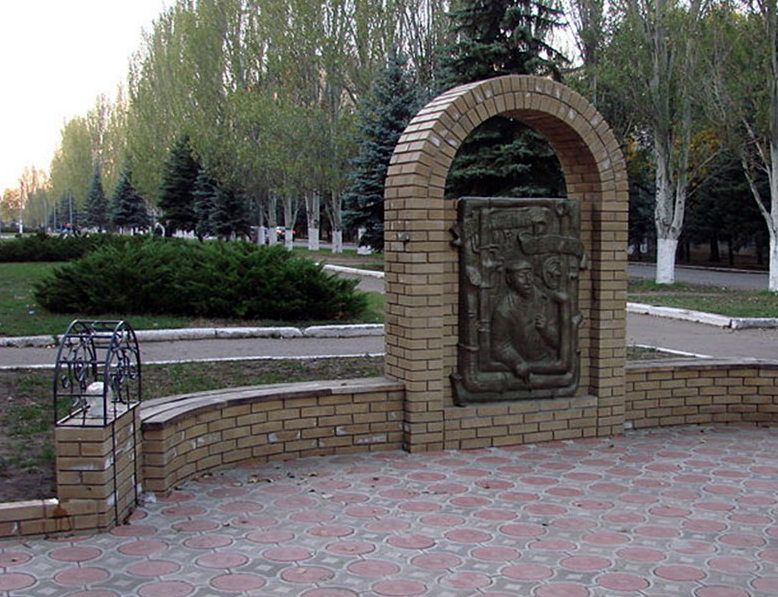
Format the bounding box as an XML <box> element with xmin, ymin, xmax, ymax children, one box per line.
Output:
<box><xmin>141</xmin><ymin>377</ymin><xmax>404</xmax><ymax>429</ymax></box>
<box><xmin>626</xmin><ymin>357</ymin><xmax>778</xmax><ymax>371</ymax></box>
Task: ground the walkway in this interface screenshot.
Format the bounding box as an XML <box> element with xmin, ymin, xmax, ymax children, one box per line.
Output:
<box><xmin>628</xmin><ymin>263</ymin><xmax>768</xmax><ymax>291</ymax></box>
<box><xmin>1</xmin><ymin>425</ymin><xmax>776</xmax><ymax>596</ymax></box>
<box><xmin>4</xmin><ymin>313</ymin><xmax>778</xmax><ymax>368</ymax></box>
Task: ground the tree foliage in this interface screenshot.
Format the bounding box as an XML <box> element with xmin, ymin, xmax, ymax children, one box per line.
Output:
<box><xmin>110</xmin><ymin>168</ymin><xmax>149</xmax><ymax>231</ymax></box>
<box><xmin>83</xmin><ymin>166</ymin><xmax>108</xmax><ymax>231</ymax></box>
<box><xmin>344</xmin><ymin>51</ymin><xmax>418</xmax><ymax>251</ymax></box>
<box><xmin>440</xmin><ymin>0</ymin><xmax>567</xmax><ymax>199</ymax></box>
<box><xmin>158</xmin><ymin>135</ymin><xmax>201</xmax><ymax>234</ymax></box>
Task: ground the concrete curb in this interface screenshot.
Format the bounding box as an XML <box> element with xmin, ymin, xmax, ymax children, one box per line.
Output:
<box><xmin>0</xmin><ymin>335</ymin><xmax>57</xmax><ymax>348</ymax></box>
<box><xmin>0</xmin><ymin>324</ymin><xmax>386</xmax><ymax>348</ymax></box>
<box><xmin>628</xmin><ymin>302</ymin><xmax>778</xmax><ymax>330</ymax></box>
<box><xmin>304</xmin><ymin>324</ymin><xmax>384</xmax><ymax>337</ymax></box>
<box><xmin>322</xmin><ymin>264</ymin><xmax>385</xmax><ymax>279</ymax></box>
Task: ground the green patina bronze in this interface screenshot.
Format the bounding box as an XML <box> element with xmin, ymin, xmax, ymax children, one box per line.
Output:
<box><xmin>451</xmin><ymin>197</ymin><xmax>585</xmax><ymax>405</ymax></box>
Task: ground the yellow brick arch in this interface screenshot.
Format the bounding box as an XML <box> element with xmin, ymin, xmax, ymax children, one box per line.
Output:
<box><xmin>383</xmin><ymin>75</ymin><xmax>629</xmax><ymax>452</ymax></box>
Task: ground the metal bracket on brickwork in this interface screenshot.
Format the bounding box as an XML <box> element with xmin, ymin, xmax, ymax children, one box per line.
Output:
<box><xmin>53</xmin><ymin>320</ymin><xmax>142</xmax><ymax>427</ymax></box>
<box><xmin>53</xmin><ymin>320</ymin><xmax>142</xmax><ymax>526</ymax></box>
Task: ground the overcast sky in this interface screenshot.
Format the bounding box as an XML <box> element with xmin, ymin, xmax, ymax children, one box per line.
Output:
<box><xmin>0</xmin><ymin>0</ymin><xmax>172</xmax><ymax>192</ymax></box>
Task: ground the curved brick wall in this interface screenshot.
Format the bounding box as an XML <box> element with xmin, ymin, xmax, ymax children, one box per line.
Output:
<box><xmin>140</xmin><ymin>378</ymin><xmax>404</xmax><ymax>494</ymax></box>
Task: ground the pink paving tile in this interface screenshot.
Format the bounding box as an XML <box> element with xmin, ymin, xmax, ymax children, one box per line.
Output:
<box><xmin>411</xmin><ymin>552</ymin><xmax>463</xmax><ymax>570</ymax></box>
<box><xmin>695</xmin><ymin>587</ymin><xmax>749</xmax><ymax>597</ymax></box>
<box><xmin>372</xmin><ymin>579</ymin><xmax>427</xmax><ymax>596</ymax></box>
<box><xmin>654</xmin><ymin>564</ymin><xmax>707</xmax><ymax>582</ymax></box>
<box><xmin>471</xmin><ymin>546</ymin><xmax>521</xmax><ymax>562</ymax></box>
<box><xmin>347</xmin><ymin>559</ymin><xmax>401</xmax><ymax>577</ymax></box>
<box><xmin>279</xmin><ymin>566</ymin><xmax>335</xmax><ymax>583</ymax></box>
<box><xmin>597</xmin><ymin>572</ymin><xmax>650</xmax><ymax>592</ymax></box>
<box><xmin>195</xmin><ymin>552</ymin><xmax>249</xmax><ymax>569</ymax></box>
<box><xmin>534</xmin><ymin>583</ymin><xmax>591</xmax><ymax>597</ymax></box>
<box><xmin>54</xmin><ymin>566</ymin><xmax>110</xmax><ymax>586</ymax></box>
<box><xmin>126</xmin><ymin>559</ymin><xmax>181</xmax><ymax>577</ymax></box>
<box><xmin>0</xmin><ymin>551</ymin><xmax>31</xmax><ymax>567</ymax></box>
<box><xmin>117</xmin><ymin>539</ymin><xmax>167</xmax><ymax>556</ymax></box>
<box><xmin>49</xmin><ymin>546</ymin><xmax>102</xmax><ymax>562</ymax></box>
<box><xmin>386</xmin><ymin>534</ymin><xmax>435</xmax><ymax>549</ymax></box>
<box><xmin>501</xmin><ymin>563</ymin><xmax>554</xmax><ymax>581</ymax></box>
<box><xmin>440</xmin><ymin>570</ymin><xmax>492</xmax><ymax>590</ymax></box>
<box><xmin>561</xmin><ymin>555</ymin><xmax>612</xmax><ymax>572</ymax></box>
<box><xmin>263</xmin><ymin>546</ymin><xmax>313</xmax><ymax>562</ymax></box>
<box><xmin>326</xmin><ymin>540</ymin><xmax>376</xmax><ymax>555</ymax></box>
<box><xmin>0</xmin><ymin>572</ymin><xmax>35</xmax><ymax>591</ymax></box>
<box><xmin>209</xmin><ymin>572</ymin><xmax>266</xmax><ymax>592</ymax></box>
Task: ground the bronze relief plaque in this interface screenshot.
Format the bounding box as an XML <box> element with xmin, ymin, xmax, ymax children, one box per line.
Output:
<box><xmin>450</xmin><ymin>197</ymin><xmax>585</xmax><ymax>405</ymax></box>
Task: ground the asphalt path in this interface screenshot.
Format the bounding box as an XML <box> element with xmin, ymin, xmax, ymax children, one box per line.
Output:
<box><xmin>628</xmin><ymin>262</ymin><xmax>768</xmax><ymax>290</ymax></box>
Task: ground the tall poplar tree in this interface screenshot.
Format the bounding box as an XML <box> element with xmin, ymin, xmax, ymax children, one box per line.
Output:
<box><xmin>439</xmin><ymin>0</ymin><xmax>567</xmax><ymax>199</ymax></box>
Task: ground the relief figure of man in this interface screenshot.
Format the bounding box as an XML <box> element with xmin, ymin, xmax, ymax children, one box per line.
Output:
<box><xmin>491</xmin><ymin>260</ymin><xmax>559</xmax><ymax>381</ymax></box>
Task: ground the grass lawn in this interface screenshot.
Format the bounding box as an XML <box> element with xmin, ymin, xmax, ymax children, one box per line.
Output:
<box><xmin>0</xmin><ymin>262</ymin><xmax>384</xmax><ymax>337</ymax></box>
<box><xmin>291</xmin><ymin>246</ymin><xmax>384</xmax><ymax>271</ymax></box>
<box><xmin>628</xmin><ymin>279</ymin><xmax>778</xmax><ymax>318</ymax></box>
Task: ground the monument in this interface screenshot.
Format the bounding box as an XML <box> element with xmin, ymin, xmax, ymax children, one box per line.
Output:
<box><xmin>384</xmin><ymin>74</ymin><xmax>629</xmax><ymax>451</ymax></box>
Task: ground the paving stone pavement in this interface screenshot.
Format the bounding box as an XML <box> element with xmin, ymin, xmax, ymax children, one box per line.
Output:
<box><xmin>2</xmin><ymin>425</ymin><xmax>778</xmax><ymax>596</ymax></box>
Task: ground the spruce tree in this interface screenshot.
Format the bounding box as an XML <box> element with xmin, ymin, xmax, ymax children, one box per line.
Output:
<box><xmin>439</xmin><ymin>0</ymin><xmax>567</xmax><ymax>199</ymax></box>
<box><xmin>211</xmin><ymin>187</ymin><xmax>250</xmax><ymax>240</ymax></box>
<box><xmin>83</xmin><ymin>165</ymin><xmax>108</xmax><ymax>231</ymax></box>
<box><xmin>110</xmin><ymin>168</ymin><xmax>150</xmax><ymax>232</ymax></box>
<box><xmin>344</xmin><ymin>51</ymin><xmax>418</xmax><ymax>252</ymax></box>
<box><xmin>193</xmin><ymin>168</ymin><xmax>218</xmax><ymax>240</ymax></box>
<box><xmin>158</xmin><ymin>135</ymin><xmax>201</xmax><ymax>234</ymax></box>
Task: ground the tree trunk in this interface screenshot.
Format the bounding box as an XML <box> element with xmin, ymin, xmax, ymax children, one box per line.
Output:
<box><xmin>305</xmin><ymin>191</ymin><xmax>320</xmax><ymax>251</ymax></box>
<box><xmin>332</xmin><ymin>228</ymin><xmax>343</xmax><ymax>253</ymax></box>
<box><xmin>709</xmin><ymin>235</ymin><xmax>720</xmax><ymax>262</ymax></box>
<box><xmin>656</xmin><ymin>238</ymin><xmax>678</xmax><ymax>284</ymax></box>
<box><xmin>267</xmin><ymin>193</ymin><xmax>278</xmax><ymax>245</ymax></box>
<box><xmin>325</xmin><ymin>191</ymin><xmax>344</xmax><ymax>254</ymax></box>
<box><xmin>770</xmin><ymin>234</ymin><xmax>778</xmax><ymax>291</ymax></box>
<box><xmin>283</xmin><ymin>194</ymin><xmax>299</xmax><ymax>251</ymax></box>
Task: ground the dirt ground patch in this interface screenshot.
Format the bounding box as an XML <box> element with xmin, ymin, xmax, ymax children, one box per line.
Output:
<box><xmin>0</xmin><ymin>357</ymin><xmax>383</xmax><ymax>502</ymax></box>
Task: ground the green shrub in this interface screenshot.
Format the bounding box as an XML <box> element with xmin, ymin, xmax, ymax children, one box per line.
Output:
<box><xmin>0</xmin><ymin>233</ymin><xmax>135</xmax><ymax>263</ymax></box>
<box><xmin>34</xmin><ymin>238</ymin><xmax>368</xmax><ymax>321</ymax></box>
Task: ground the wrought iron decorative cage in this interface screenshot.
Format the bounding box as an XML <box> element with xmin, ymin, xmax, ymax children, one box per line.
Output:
<box><xmin>53</xmin><ymin>320</ymin><xmax>142</xmax><ymax>427</ymax></box>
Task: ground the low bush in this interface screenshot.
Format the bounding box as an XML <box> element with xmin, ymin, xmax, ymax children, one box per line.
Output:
<box><xmin>0</xmin><ymin>233</ymin><xmax>134</xmax><ymax>262</ymax></box>
<box><xmin>34</xmin><ymin>238</ymin><xmax>368</xmax><ymax>321</ymax></box>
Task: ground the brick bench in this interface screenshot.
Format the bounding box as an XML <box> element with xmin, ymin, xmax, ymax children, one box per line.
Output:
<box><xmin>140</xmin><ymin>377</ymin><xmax>405</xmax><ymax>494</ymax></box>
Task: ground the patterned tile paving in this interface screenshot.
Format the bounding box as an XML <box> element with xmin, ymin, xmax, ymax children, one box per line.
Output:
<box><xmin>2</xmin><ymin>425</ymin><xmax>778</xmax><ymax>596</ymax></box>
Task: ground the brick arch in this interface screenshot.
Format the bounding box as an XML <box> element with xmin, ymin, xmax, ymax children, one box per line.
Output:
<box><xmin>383</xmin><ymin>75</ymin><xmax>628</xmax><ymax>452</ymax></box>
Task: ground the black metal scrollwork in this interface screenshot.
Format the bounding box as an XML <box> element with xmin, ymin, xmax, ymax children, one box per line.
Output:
<box><xmin>53</xmin><ymin>320</ymin><xmax>142</xmax><ymax>427</ymax></box>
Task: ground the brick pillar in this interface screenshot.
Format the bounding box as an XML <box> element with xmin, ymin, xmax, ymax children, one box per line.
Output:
<box><xmin>55</xmin><ymin>407</ymin><xmax>141</xmax><ymax>530</ymax></box>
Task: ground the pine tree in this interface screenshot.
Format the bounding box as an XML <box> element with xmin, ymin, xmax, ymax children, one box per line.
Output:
<box><xmin>344</xmin><ymin>51</ymin><xmax>418</xmax><ymax>252</ymax></box>
<box><xmin>439</xmin><ymin>0</ymin><xmax>567</xmax><ymax>199</ymax></box>
<box><xmin>158</xmin><ymin>135</ymin><xmax>201</xmax><ymax>234</ymax></box>
<box><xmin>83</xmin><ymin>165</ymin><xmax>108</xmax><ymax>231</ymax></box>
<box><xmin>110</xmin><ymin>168</ymin><xmax>150</xmax><ymax>232</ymax></box>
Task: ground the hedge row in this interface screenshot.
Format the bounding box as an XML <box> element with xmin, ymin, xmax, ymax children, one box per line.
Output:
<box><xmin>0</xmin><ymin>233</ymin><xmax>136</xmax><ymax>262</ymax></box>
<box><xmin>34</xmin><ymin>238</ymin><xmax>367</xmax><ymax>321</ymax></box>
